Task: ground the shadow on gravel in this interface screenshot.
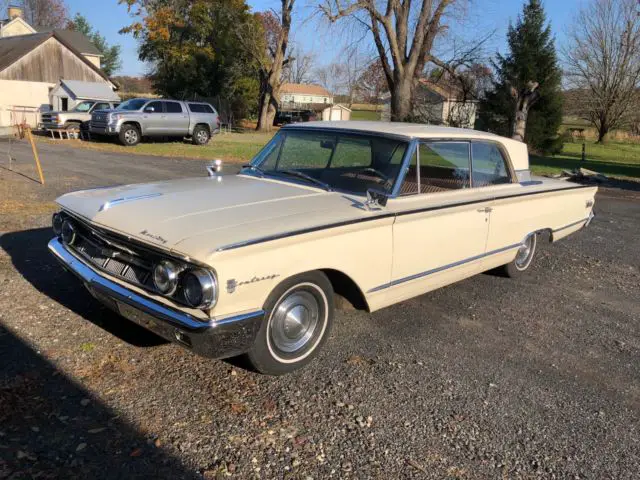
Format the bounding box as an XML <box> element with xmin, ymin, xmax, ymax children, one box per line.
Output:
<box><xmin>0</xmin><ymin>227</ymin><xmax>168</xmax><ymax>349</ymax></box>
<box><xmin>0</xmin><ymin>324</ymin><xmax>199</xmax><ymax>479</ymax></box>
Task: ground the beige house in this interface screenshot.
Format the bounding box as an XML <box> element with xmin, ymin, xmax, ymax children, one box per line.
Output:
<box><xmin>381</xmin><ymin>79</ymin><xmax>478</xmax><ymax>128</ymax></box>
<box><xmin>281</xmin><ymin>83</ymin><xmax>333</xmax><ymax>106</ymax></box>
<box><xmin>0</xmin><ymin>6</ymin><xmax>113</xmax><ymax>132</ymax></box>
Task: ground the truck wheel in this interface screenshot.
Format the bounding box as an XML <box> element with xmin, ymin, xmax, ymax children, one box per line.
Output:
<box><xmin>192</xmin><ymin>125</ymin><xmax>210</xmax><ymax>146</ymax></box>
<box><xmin>500</xmin><ymin>233</ymin><xmax>537</xmax><ymax>278</ymax></box>
<box><xmin>245</xmin><ymin>271</ymin><xmax>334</xmax><ymax>375</ymax></box>
<box><xmin>64</xmin><ymin>122</ymin><xmax>81</xmax><ymax>132</ymax></box>
<box><xmin>119</xmin><ymin>124</ymin><xmax>140</xmax><ymax>146</ymax></box>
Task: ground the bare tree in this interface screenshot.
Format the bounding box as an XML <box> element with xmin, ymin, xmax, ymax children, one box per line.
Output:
<box><xmin>238</xmin><ymin>1</ymin><xmax>295</xmax><ymax>132</ymax></box>
<box><xmin>284</xmin><ymin>46</ymin><xmax>315</xmax><ymax>84</ymax></box>
<box><xmin>564</xmin><ymin>0</ymin><xmax>640</xmax><ymax>143</ymax></box>
<box><xmin>356</xmin><ymin>60</ymin><xmax>388</xmax><ymax>103</ymax></box>
<box><xmin>8</xmin><ymin>0</ymin><xmax>69</xmax><ymax>28</ymax></box>
<box><xmin>320</xmin><ymin>0</ymin><xmax>468</xmax><ymax>121</ymax></box>
<box><xmin>314</xmin><ymin>63</ymin><xmax>344</xmax><ymax>95</ymax></box>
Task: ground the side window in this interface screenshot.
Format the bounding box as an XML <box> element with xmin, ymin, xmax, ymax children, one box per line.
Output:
<box><xmin>471</xmin><ymin>142</ymin><xmax>512</xmax><ymax>186</ymax></box>
<box><xmin>145</xmin><ymin>101</ymin><xmax>162</xmax><ymax>113</ymax></box>
<box><xmin>94</xmin><ymin>103</ymin><xmax>110</xmax><ymax>111</ymax></box>
<box><xmin>188</xmin><ymin>103</ymin><xmax>202</xmax><ymax>113</ymax></box>
<box><xmin>330</xmin><ymin>136</ymin><xmax>372</xmax><ymax>168</ymax></box>
<box><xmin>165</xmin><ymin>101</ymin><xmax>183</xmax><ymax>113</ymax></box>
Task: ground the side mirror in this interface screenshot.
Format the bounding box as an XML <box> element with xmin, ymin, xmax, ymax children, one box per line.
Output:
<box><xmin>365</xmin><ymin>188</ymin><xmax>389</xmax><ymax>210</ymax></box>
<box><xmin>144</xmin><ymin>106</ymin><xmax>155</xmax><ymax>113</ymax></box>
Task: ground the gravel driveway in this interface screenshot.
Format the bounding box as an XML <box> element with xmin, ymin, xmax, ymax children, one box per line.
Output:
<box><xmin>1</xmin><ymin>139</ymin><xmax>639</xmax><ymax>479</ymax></box>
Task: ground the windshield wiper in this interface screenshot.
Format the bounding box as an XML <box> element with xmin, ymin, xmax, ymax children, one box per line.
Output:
<box><xmin>276</xmin><ymin>169</ymin><xmax>332</xmax><ymax>192</ymax></box>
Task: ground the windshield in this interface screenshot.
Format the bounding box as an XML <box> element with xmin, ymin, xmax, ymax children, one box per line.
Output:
<box><xmin>116</xmin><ymin>99</ymin><xmax>147</xmax><ymax>111</ymax></box>
<box><xmin>73</xmin><ymin>101</ymin><xmax>95</xmax><ymax>112</ymax></box>
<box><xmin>244</xmin><ymin>130</ymin><xmax>409</xmax><ymax>195</ymax></box>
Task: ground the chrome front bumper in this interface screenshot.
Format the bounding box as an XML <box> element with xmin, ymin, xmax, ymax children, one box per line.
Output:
<box><xmin>48</xmin><ymin>238</ymin><xmax>263</xmax><ymax>359</ymax></box>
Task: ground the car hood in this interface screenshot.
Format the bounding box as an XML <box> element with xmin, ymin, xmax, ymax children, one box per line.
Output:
<box><xmin>56</xmin><ymin>175</ymin><xmax>369</xmax><ymax>261</ymax></box>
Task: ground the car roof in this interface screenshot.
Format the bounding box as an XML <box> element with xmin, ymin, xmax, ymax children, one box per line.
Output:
<box><xmin>283</xmin><ymin>121</ymin><xmax>530</xmax><ymax>171</ymax></box>
<box><xmin>284</xmin><ymin>121</ymin><xmax>505</xmax><ymax>141</ymax></box>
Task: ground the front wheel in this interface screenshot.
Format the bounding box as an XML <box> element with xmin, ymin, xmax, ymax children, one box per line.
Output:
<box><xmin>119</xmin><ymin>124</ymin><xmax>140</xmax><ymax>146</ymax></box>
<box><xmin>500</xmin><ymin>233</ymin><xmax>538</xmax><ymax>277</ymax></box>
<box><xmin>246</xmin><ymin>271</ymin><xmax>334</xmax><ymax>375</ymax></box>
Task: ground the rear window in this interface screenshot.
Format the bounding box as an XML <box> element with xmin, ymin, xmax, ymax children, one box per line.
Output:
<box><xmin>188</xmin><ymin>103</ymin><xmax>215</xmax><ymax>114</ymax></box>
<box><xmin>164</xmin><ymin>101</ymin><xmax>183</xmax><ymax>113</ymax></box>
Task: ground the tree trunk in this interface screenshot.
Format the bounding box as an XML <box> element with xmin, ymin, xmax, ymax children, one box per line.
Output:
<box><xmin>512</xmin><ymin>109</ymin><xmax>528</xmax><ymax>143</ymax></box>
<box><xmin>390</xmin><ymin>80</ymin><xmax>413</xmax><ymax>121</ymax></box>
<box><xmin>596</xmin><ymin>126</ymin><xmax>608</xmax><ymax>144</ymax></box>
<box><xmin>511</xmin><ymin>82</ymin><xmax>539</xmax><ymax>143</ymax></box>
<box><xmin>257</xmin><ymin>90</ymin><xmax>273</xmax><ymax>132</ymax></box>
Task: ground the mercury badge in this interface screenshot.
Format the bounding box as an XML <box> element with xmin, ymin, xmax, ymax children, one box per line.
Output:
<box><xmin>227</xmin><ymin>274</ymin><xmax>280</xmax><ymax>294</ymax></box>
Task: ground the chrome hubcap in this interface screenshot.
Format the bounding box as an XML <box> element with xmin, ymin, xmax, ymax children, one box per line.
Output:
<box><xmin>197</xmin><ymin>131</ymin><xmax>208</xmax><ymax>143</ymax></box>
<box><xmin>515</xmin><ymin>235</ymin><xmax>535</xmax><ymax>269</ymax></box>
<box><xmin>125</xmin><ymin>130</ymin><xmax>138</xmax><ymax>144</ymax></box>
<box><xmin>270</xmin><ymin>291</ymin><xmax>319</xmax><ymax>353</ymax></box>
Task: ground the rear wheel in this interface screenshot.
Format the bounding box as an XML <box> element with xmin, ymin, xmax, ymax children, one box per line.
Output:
<box><xmin>246</xmin><ymin>271</ymin><xmax>334</xmax><ymax>375</ymax></box>
<box><xmin>119</xmin><ymin>124</ymin><xmax>140</xmax><ymax>146</ymax></box>
<box><xmin>192</xmin><ymin>125</ymin><xmax>210</xmax><ymax>145</ymax></box>
<box><xmin>500</xmin><ymin>233</ymin><xmax>538</xmax><ymax>277</ymax></box>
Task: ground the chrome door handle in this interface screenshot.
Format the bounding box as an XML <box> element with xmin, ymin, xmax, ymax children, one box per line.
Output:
<box><xmin>477</xmin><ymin>207</ymin><xmax>493</xmax><ymax>213</ymax></box>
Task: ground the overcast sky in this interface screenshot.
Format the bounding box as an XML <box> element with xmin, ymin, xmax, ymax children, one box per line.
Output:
<box><xmin>64</xmin><ymin>0</ymin><xmax>582</xmax><ymax>77</ymax></box>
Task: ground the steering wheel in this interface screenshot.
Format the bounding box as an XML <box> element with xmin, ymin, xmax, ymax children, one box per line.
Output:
<box><xmin>357</xmin><ymin>167</ymin><xmax>390</xmax><ymax>183</ymax></box>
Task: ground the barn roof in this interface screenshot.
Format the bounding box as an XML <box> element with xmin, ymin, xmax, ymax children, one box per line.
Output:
<box><xmin>0</xmin><ymin>31</ymin><xmax>111</xmax><ymax>84</ymax></box>
<box><xmin>34</xmin><ymin>28</ymin><xmax>102</xmax><ymax>56</ymax></box>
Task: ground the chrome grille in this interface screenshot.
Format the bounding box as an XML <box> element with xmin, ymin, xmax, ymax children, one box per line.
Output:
<box><xmin>91</xmin><ymin>113</ymin><xmax>109</xmax><ymax>129</ymax></box>
<box><xmin>68</xmin><ymin>224</ymin><xmax>154</xmax><ymax>291</ymax></box>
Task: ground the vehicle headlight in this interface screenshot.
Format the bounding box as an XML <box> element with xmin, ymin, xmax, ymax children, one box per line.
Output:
<box><xmin>109</xmin><ymin>113</ymin><xmax>121</xmax><ymax>122</ymax></box>
<box><xmin>61</xmin><ymin>219</ymin><xmax>76</xmax><ymax>245</ymax></box>
<box><xmin>152</xmin><ymin>260</ymin><xmax>181</xmax><ymax>295</ymax></box>
<box><xmin>52</xmin><ymin>212</ymin><xmax>64</xmax><ymax>235</ymax></box>
<box><xmin>182</xmin><ymin>269</ymin><xmax>217</xmax><ymax>309</ymax></box>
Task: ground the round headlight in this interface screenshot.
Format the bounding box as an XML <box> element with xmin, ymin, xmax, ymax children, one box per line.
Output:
<box><xmin>152</xmin><ymin>260</ymin><xmax>180</xmax><ymax>295</ymax></box>
<box><xmin>61</xmin><ymin>219</ymin><xmax>76</xmax><ymax>245</ymax></box>
<box><xmin>182</xmin><ymin>269</ymin><xmax>217</xmax><ymax>309</ymax></box>
<box><xmin>52</xmin><ymin>213</ymin><xmax>64</xmax><ymax>236</ymax></box>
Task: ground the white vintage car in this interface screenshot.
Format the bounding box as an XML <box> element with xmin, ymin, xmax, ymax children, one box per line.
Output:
<box><xmin>49</xmin><ymin>122</ymin><xmax>597</xmax><ymax>374</ymax></box>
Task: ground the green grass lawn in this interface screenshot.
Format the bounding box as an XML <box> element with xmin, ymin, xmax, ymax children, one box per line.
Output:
<box><xmin>41</xmin><ymin>131</ymin><xmax>273</xmax><ymax>164</ymax></box>
<box><xmin>351</xmin><ymin>110</ymin><xmax>381</xmax><ymax>121</ymax></box>
<box><xmin>530</xmin><ymin>141</ymin><xmax>640</xmax><ymax>179</ymax></box>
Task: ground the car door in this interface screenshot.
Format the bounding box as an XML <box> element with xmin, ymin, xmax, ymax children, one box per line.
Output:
<box><xmin>385</xmin><ymin>141</ymin><xmax>492</xmax><ymax>304</ymax></box>
<box><xmin>141</xmin><ymin>100</ymin><xmax>164</xmax><ymax>135</ymax></box>
<box><xmin>163</xmin><ymin>101</ymin><xmax>189</xmax><ymax>135</ymax></box>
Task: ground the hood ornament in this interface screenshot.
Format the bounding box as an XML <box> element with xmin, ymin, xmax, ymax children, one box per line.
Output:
<box><xmin>206</xmin><ymin>159</ymin><xmax>223</xmax><ymax>179</ymax></box>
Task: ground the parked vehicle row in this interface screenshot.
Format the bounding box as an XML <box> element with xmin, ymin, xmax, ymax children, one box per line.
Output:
<box><xmin>90</xmin><ymin>98</ymin><xmax>220</xmax><ymax>146</ymax></box>
<box><xmin>41</xmin><ymin>97</ymin><xmax>220</xmax><ymax>147</ymax></box>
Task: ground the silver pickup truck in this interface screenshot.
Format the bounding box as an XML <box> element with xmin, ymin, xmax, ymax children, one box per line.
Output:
<box><xmin>90</xmin><ymin>98</ymin><xmax>220</xmax><ymax>146</ymax></box>
<box><xmin>41</xmin><ymin>100</ymin><xmax>120</xmax><ymax>132</ymax></box>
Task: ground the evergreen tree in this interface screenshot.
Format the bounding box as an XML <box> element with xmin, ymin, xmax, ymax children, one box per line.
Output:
<box><xmin>67</xmin><ymin>14</ymin><xmax>122</xmax><ymax>76</ymax></box>
<box><xmin>478</xmin><ymin>0</ymin><xmax>563</xmax><ymax>154</ymax></box>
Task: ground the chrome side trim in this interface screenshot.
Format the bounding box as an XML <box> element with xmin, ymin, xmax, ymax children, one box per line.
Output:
<box><xmin>368</xmin><ymin>243</ymin><xmax>522</xmax><ymax>293</ymax></box>
<box><xmin>552</xmin><ymin>215</ymin><xmax>592</xmax><ymax>234</ymax></box>
<box><xmin>215</xmin><ymin>184</ymin><xmax>593</xmax><ymax>252</ymax></box>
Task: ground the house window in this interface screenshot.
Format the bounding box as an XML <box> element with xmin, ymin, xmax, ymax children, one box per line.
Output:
<box><xmin>61</xmin><ymin>98</ymin><xmax>68</xmax><ymax>111</ymax></box>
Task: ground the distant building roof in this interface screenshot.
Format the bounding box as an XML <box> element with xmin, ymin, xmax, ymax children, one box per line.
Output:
<box><xmin>58</xmin><ymin>79</ymin><xmax>119</xmax><ymax>101</ymax></box>
<box><xmin>418</xmin><ymin>79</ymin><xmax>478</xmax><ymax>102</ymax></box>
<box><xmin>34</xmin><ymin>27</ymin><xmax>102</xmax><ymax>56</ymax></box>
<box><xmin>281</xmin><ymin>83</ymin><xmax>332</xmax><ymax>97</ymax></box>
<box><xmin>0</xmin><ymin>31</ymin><xmax>110</xmax><ymax>83</ymax></box>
